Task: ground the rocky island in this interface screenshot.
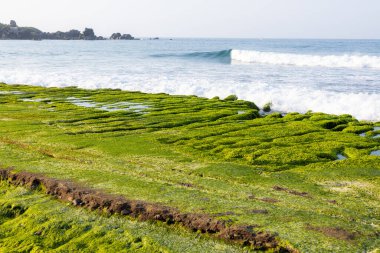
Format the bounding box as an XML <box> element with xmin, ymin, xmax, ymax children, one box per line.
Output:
<box><xmin>0</xmin><ymin>20</ymin><xmax>136</xmax><ymax>40</ymax></box>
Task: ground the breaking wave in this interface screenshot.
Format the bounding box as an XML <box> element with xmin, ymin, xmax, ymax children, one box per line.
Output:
<box><xmin>231</xmin><ymin>49</ymin><xmax>380</xmax><ymax>69</ymax></box>
<box><xmin>153</xmin><ymin>49</ymin><xmax>380</xmax><ymax>69</ymax></box>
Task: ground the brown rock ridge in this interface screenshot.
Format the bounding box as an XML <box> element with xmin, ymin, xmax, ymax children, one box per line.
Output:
<box><xmin>0</xmin><ymin>167</ymin><xmax>297</xmax><ymax>252</ymax></box>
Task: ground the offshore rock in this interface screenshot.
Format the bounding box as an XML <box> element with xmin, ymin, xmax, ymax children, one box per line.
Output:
<box><xmin>83</xmin><ymin>28</ymin><xmax>96</xmax><ymax>40</ymax></box>
<box><xmin>110</xmin><ymin>32</ymin><xmax>135</xmax><ymax>40</ymax></box>
<box><xmin>10</xmin><ymin>20</ymin><xmax>17</xmax><ymax>27</ymax></box>
<box><xmin>110</xmin><ymin>32</ymin><xmax>121</xmax><ymax>39</ymax></box>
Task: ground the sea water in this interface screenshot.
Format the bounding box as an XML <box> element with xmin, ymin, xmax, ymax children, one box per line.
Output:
<box><xmin>0</xmin><ymin>39</ymin><xmax>379</xmax><ymax>121</ymax></box>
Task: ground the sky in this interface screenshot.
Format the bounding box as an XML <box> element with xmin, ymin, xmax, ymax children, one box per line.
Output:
<box><xmin>0</xmin><ymin>0</ymin><xmax>379</xmax><ymax>39</ymax></box>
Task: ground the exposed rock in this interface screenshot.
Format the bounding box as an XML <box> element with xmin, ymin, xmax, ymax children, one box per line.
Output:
<box><xmin>0</xmin><ymin>22</ymin><xmax>43</xmax><ymax>40</ymax></box>
<box><xmin>120</xmin><ymin>34</ymin><xmax>134</xmax><ymax>40</ymax></box>
<box><xmin>66</xmin><ymin>29</ymin><xmax>81</xmax><ymax>39</ymax></box>
<box><xmin>83</xmin><ymin>28</ymin><xmax>95</xmax><ymax>40</ymax></box>
<box><xmin>110</xmin><ymin>32</ymin><xmax>121</xmax><ymax>40</ymax></box>
<box><xmin>110</xmin><ymin>32</ymin><xmax>135</xmax><ymax>40</ymax></box>
<box><xmin>44</xmin><ymin>29</ymin><xmax>84</xmax><ymax>40</ymax></box>
<box><xmin>10</xmin><ymin>20</ymin><xmax>17</xmax><ymax>27</ymax></box>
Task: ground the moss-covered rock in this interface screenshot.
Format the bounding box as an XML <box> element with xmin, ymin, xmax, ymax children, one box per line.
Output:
<box><xmin>224</xmin><ymin>94</ymin><xmax>238</xmax><ymax>101</ymax></box>
<box><xmin>263</xmin><ymin>102</ymin><xmax>272</xmax><ymax>112</ymax></box>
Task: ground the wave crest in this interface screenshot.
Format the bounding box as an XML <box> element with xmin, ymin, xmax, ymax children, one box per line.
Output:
<box><xmin>151</xmin><ymin>50</ymin><xmax>231</xmax><ymax>63</ymax></box>
<box><xmin>231</xmin><ymin>49</ymin><xmax>380</xmax><ymax>69</ymax></box>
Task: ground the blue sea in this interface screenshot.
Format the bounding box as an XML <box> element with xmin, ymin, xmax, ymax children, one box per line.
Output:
<box><xmin>0</xmin><ymin>39</ymin><xmax>379</xmax><ymax>120</ymax></box>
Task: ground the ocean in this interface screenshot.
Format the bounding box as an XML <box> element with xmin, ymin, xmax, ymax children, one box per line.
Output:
<box><xmin>0</xmin><ymin>39</ymin><xmax>379</xmax><ymax>121</ymax></box>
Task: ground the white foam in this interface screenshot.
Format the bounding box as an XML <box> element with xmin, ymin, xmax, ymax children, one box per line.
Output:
<box><xmin>1</xmin><ymin>69</ymin><xmax>380</xmax><ymax>121</ymax></box>
<box><xmin>231</xmin><ymin>50</ymin><xmax>380</xmax><ymax>69</ymax></box>
<box><xmin>134</xmin><ymin>80</ymin><xmax>380</xmax><ymax>121</ymax></box>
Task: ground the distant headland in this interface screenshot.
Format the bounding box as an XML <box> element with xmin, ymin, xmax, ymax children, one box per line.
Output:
<box><xmin>0</xmin><ymin>20</ymin><xmax>138</xmax><ymax>40</ymax></box>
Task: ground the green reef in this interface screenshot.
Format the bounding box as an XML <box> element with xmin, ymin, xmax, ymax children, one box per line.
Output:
<box><xmin>0</xmin><ymin>182</ymin><xmax>241</xmax><ymax>252</ymax></box>
<box><xmin>0</xmin><ymin>83</ymin><xmax>379</xmax><ymax>252</ymax></box>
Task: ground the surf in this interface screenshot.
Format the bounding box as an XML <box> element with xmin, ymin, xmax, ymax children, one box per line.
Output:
<box><xmin>231</xmin><ymin>49</ymin><xmax>380</xmax><ymax>69</ymax></box>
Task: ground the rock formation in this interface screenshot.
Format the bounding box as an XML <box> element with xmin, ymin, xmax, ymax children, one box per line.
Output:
<box><xmin>0</xmin><ymin>20</ymin><xmax>130</xmax><ymax>40</ymax></box>
<box><xmin>10</xmin><ymin>20</ymin><xmax>17</xmax><ymax>27</ymax></box>
<box><xmin>83</xmin><ymin>28</ymin><xmax>96</xmax><ymax>40</ymax></box>
<box><xmin>110</xmin><ymin>32</ymin><xmax>135</xmax><ymax>40</ymax></box>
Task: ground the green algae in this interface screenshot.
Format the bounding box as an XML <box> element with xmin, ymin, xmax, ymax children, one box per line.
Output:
<box><xmin>0</xmin><ymin>83</ymin><xmax>379</xmax><ymax>252</ymax></box>
<box><xmin>0</xmin><ymin>182</ymin><xmax>243</xmax><ymax>252</ymax></box>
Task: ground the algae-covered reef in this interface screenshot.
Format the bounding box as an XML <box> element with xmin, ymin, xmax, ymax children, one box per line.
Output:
<box><xmin>0</xmin><ymin>169</ymin><xmax>286</xmax><ymax>252</ymax></box>
<box><xmin>0</xmin><ymin>83</ymin><xmax>379</xmax><ymax>252</ymax></box>
<box><xmin>0</xmin><ymin>181</ymin><xmax>245</xmax><ymax>252</ymax></box>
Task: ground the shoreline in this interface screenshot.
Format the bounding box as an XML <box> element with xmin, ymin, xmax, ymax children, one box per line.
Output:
<box><xmin>1</xmin><ymin>82</ymin><xmax>379</xmax><ymax>123</ymax></box>
<box><xmin>1</xmin><ymin>39</ymin><xmax>379</xmax><ymax>121</ymax></box>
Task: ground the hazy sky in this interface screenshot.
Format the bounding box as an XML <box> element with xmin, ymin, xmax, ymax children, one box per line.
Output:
<box><xmin>0</xmin><ymin>0</ymin><xmax>379</xmax><ymax>39</ymax></box>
